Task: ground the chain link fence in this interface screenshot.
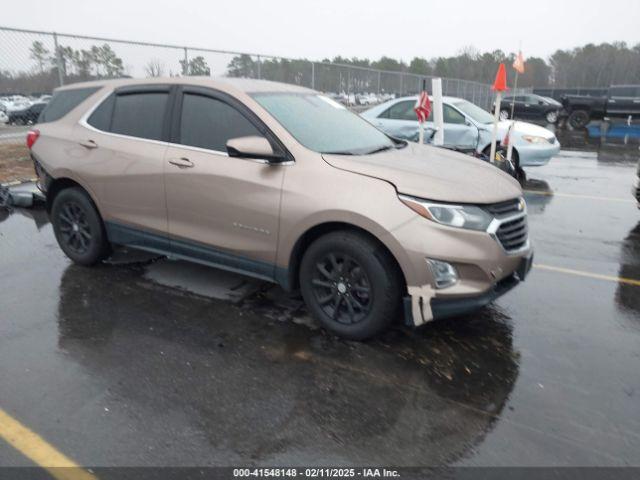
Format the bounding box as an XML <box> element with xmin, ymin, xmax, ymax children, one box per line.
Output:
<box><xmin>0</xmin><ymin>25</ymin><xmax>529</xmax><ymax>157</ymax></box>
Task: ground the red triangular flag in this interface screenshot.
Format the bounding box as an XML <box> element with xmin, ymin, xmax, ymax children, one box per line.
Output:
<box><xmin>492</xmin><ymin>63</ymin><xmax>508</xmax><ymax>91</ymax></box>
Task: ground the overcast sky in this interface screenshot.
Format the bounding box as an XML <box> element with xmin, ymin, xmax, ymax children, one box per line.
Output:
<box><xmin>3</xmin><ymin>0</ymin><xmax>639</xmax><ymax>61</ymax></box>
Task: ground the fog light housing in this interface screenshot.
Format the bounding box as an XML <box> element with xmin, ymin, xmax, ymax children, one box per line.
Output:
<box><xmin>427</xmin><ymin>259</ymin><xmax>458</xmax><ymax>289</ymax></box>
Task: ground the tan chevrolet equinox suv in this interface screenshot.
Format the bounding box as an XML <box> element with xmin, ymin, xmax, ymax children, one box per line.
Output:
<box><xmin>29</xmin><ymin>77</ymin><xmax>533</xmax><ymax>339</ymax></box>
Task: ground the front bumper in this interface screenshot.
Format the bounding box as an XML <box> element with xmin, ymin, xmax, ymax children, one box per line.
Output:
<box><xmin>403</xmin><ymin>253</ymin><xmax>533</xmax><ymax>326</ymax></box>
<box><xmin>516</xmin><ymin>141</ymin><xmax>561</xmax><ymax>167</ymax></box>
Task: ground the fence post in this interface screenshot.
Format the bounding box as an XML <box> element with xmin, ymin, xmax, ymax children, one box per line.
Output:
<box><xmin>257</xmin><ymin>55</ymin><xmax>261</xmax><ymax>79</ymax></box>
<box><xmin>311</xmin><ymin>61</ymin><xmax>315</xmax><ymax>90</ymax></box>
<box><xmin>182</xmin><ymin>47</ymin><xmax>189</xmax><ymax>75</ymax></box>
<box><xmin>399</xmin><ymin>73</ymin><xmax>403</xmax><ymax>95</ymax></box>
<box><xmin>377</xmin><ymin>71</ymin><xmax>381</xmax><ymax>95</ymax></box>
<box><xmin>53</xmin><ymin>32</ymin><xmax>64</xmax><ymax>86</ymax></box>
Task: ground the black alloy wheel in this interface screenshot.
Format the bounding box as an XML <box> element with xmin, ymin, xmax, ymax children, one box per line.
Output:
<box><xmin>57</xmin><ymin>201</ymin><xmax>93</xmax><ymax>255</ymax></box>
<box><xmin>299</xmin><ymin>230</ymin><xmax>402</xmax><ymax>340</ymax></box>
<box><xmin>51</xmin><ymin>187</ymin><xmax>110</xmax><ymax>265</ymax></box>
<box><xmin>311</xmin><ymin>252</ymin><xmax>372</xmax><ymax>325</ymax></box>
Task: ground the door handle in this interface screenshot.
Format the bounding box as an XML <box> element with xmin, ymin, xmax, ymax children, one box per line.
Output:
<box><xmin>79</xmin><ymin>139</ymin><xmax>98</xmax><ymax>149</ymax></box>
<box><xmin>168</xmin><ymin>157</ymin><xmax>195</xmax><ymax>168</ymax></box>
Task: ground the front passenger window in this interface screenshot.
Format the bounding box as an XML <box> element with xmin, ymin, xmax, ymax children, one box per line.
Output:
<box><xmin>443</xmin><ymin>105</ymin><xmax>466</xmax><ymax>124</ymax></box>
<box><xmin>179</xmin><ymin>94</ymin><xmax>261</xmax><ymax>152</ymax></box>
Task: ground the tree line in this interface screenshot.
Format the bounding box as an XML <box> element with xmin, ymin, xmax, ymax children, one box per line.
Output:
<box><xmin>227</xmin><ymin>42</ymin><xmax>640</xmax><ymax>90</ymax></box>
<box><xmin>1</xmin><ymin>40</ymin><xmax>639</xmax><ymax>96</ymax></box>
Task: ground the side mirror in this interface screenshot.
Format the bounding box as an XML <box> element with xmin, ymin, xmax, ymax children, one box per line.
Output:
<box><xmin>226</xmin><ymin>135</ymin><xmax>285</xmax><ymax>163</ymax></box>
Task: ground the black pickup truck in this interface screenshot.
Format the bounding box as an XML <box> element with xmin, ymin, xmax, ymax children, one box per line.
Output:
<box><xmin>562</xmin><ymin>85</ymin><xmax>640</xmax><ymax>128</ymax></box>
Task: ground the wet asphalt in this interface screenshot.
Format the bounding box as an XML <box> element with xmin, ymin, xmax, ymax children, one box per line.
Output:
<box><xmin>0</xmin><ymin>130</ymin><xmax>639</xmax><ymax>468</ymax></box>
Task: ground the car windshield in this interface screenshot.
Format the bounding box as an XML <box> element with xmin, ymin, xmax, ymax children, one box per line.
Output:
<box><xmin>451</xmin><ymin>99</ymin><xmax>495</xmax><ymax>124</ymax></box>
<box><xmin>251</xmin><ymin>92</ymin><xmax>397</xmax><ymax>155</ymax></box>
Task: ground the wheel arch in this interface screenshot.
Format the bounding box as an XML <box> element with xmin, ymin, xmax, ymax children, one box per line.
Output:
<box><xmin>280</xmin><ymin>221</ymin><xmax>408</xmax><ymax>294</ymax></box>
<box><xmin>46</xmin><ymin>176</ymin><xmax>100</xmax><ymax>215</ymax></box>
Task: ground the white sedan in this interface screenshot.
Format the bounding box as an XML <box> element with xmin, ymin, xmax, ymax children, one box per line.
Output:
<box><xmin>362</xmin><ymin>96</ymin><xmax>561</xmax><ymax>167</ymax></box>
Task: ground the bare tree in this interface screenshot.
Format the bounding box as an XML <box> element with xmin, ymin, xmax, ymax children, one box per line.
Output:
<box><xmin>145</xmin><ymin>59</ymin><xmax>165</xmax><ymax>77</ymax></box>
<box><xmin>29</xmin><ymin>41</ymin><xmax>50</xmax><ymax>73</ymax></box>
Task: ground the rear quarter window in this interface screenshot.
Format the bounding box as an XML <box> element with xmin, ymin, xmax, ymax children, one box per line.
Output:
<box><xmin>39</xmin><ymin>87</ymin><xmax>99</xmax><ymax>123</ymax></box>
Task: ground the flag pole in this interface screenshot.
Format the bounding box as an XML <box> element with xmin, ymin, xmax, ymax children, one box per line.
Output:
<box><xmin>508</xmin><ymin>45</ymin><xmax>523</xmax><ymax>162</ymax></box>
<box><xmin>418</xmin><ymin>78</ymin><xmax>426</xmax><ymax>145</ymax></box>
<box><xmin>489</xmin><ymin>91</ymin><xmax>502</xmax><ymax>164</ymax></box>
<box><xmin>507</xmin><ymin>71</ymin><xmax>518</xmax><ymax>162</ymax></box>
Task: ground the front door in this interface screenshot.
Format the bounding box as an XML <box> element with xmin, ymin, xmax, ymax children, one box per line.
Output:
<box><xmin>163</xmin><ymin>87</ymin><xmax>285</xmax><ymax>280</ymax></box>
<box><xmin>441</xmin><ymin>104</ymin><xmax>478</xmax><ymax>150</ymax></box>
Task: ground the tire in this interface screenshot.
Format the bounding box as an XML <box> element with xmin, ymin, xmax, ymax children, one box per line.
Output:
<box><xmin>545</xmin><ymin>110</ymin><xmax>558</xmax><ymax>124</ymax></box>
<box><xmin>568</xmin><ymin>109</ymin><xmax>590</xmax><ymax>129</ymax></box>
<box><xmin>299</xmin><ymin>230</ymin><xmax>402</xmax><ymax>340</ymax></box>
<box><xmin>499</xmin><ymin>110</ymin><xmax>510</xmax><ymax>121</ymax></box>
<box><xmin>51</xmin><ymin>187</ymin><xmax>110</xmax><ymax>265</ymax></box>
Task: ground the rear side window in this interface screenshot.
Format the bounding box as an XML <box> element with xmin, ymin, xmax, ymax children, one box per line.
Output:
<box><xmin>110</xmin><ymin>93</ymin><xmax>168</xmax><ymax>141</ymax></box>
<box><xmin>39</xmin><ymin>87</ymin><xmax>99</xmax><ymax>123</ymax></box>
<box><xmin>179</xmin><ymin>93</ymin><xmax>260</xmax><ymax>151</ymax></box>
<box><xmin>381</xmin><ymin>100</ymin><xmax>423</xmax><ymax>121</ymax></box>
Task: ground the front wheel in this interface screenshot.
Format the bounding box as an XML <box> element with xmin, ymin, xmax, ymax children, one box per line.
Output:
<box><xmin>299</xmin><ymin>231</ymin><xmax>402</xmax><ymax>340</ymax></box>
<box><xmin>51</xmin><ymin>187</ymin><xmax>110</xmax><ymax>265</ymax></box>
<box><xmin>545</xmin><ymin>110</ymin><xmax>558</xmax><ymax>124</ymax></box>
<box><xmin>499</xmin><ymin>109</ymin><xmax>510</xmax><ymax>121</ymax></box>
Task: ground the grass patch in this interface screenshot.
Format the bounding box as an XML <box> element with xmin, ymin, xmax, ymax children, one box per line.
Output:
<box><xmin>0</xmin><ymin>143</ymin><xmax>34</xmax><ymax>183</ymax></box>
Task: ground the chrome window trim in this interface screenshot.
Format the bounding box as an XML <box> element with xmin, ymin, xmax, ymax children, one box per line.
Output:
<box><xmin>78</xmin><ymin>90</ymin><xmax>170</xmax><ymax>148</ymax></box>
<box><xmin>78</xmin><ymin>89</ymin><xmax>294</xmax><ymax>166</ymax></box>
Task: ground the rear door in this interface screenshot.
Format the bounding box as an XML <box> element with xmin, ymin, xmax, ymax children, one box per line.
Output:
<box><xmin>163</xmin><ymin>86</ymin><xmax>285</xmax><ymax>278</ymax></box>
<box><xmin>524</xmin><ymin>95</ymin><xmax>546</xmax><ymax>119</ymax></box>
<box><xmin>374</xmin><ymin>100</ymin><xmax>421</xmax><ymax>140</ymax></box>
<box><xmin>75</xmin><ymin>85</ymin><xmax>171</xmax><ymax>241</ymax></box>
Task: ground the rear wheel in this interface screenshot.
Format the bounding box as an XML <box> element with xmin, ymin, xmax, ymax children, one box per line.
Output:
<box><xmin>568</xmin><ymin>109</ymin><xmax>590</xmax><ymax>128</ymax></box>
<box><xmin>51</xmin><ymin>187</ymin><xmax>110</xmax><ymax>265</ymax></box>
<box><xmin>299</xmin><ymin>231</ymin><xmax>402</xmax><ymax>340</ymax></box>
<box><xmin>499</xmin><ymin>109</ymin><xmax>510</xmax><ymax>121</ymax></box>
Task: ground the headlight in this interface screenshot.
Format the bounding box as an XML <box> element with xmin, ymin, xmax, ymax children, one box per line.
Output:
<box><xmin>399</xmin><ymin>194</ymin><xmax>493</xmax><ymax>231</ymax></box>
<box><xmin>522</xmin><ymin>135</ymin><xmax>551</xmax><ymax>144</ymax></box>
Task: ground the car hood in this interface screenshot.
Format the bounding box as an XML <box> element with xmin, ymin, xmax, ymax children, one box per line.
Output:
<box><xmin>322</xmin><ymin>143</ymin><xmax>522</xmax><ymax>204</ymax></box>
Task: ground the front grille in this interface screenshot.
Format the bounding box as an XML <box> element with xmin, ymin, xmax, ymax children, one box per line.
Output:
<box><xmin>486</xmin><ymin>198</ymin><xmax>522</xmax><ymax>218</ymax></box>
<box><xmin>485</xmin><ymin>198</ymin><xmax>528</xmax><ymax>252</ymax></box>
<box><xmin>496</xmin><ymin>216</ymin><xmax>528</xmax><ymax>251</ymax></box>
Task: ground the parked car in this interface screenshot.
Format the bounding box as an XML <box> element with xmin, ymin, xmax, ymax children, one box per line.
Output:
<box><xmin>7</xmin><ymin>102</ymin><xmax>47</xmax><ymax>125</ymax></box>
<box><xmin>497</xmin><ymin>94</ymin><xmax>561</xmax><ymax>124</ymax></box>
<box><xmin>561</xmin><ymin>84</ymin><xmax>640</xmax><ymax>128</ymax></box>
<box><xmin>29</xmin><ymin>78</ymin><xmax>532</xmax><ymax>340</ymax></box>
<box><xmin>362</xmin><ymin>96</ymin><xmax>560</xmax><ymax>168</ymax></box>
